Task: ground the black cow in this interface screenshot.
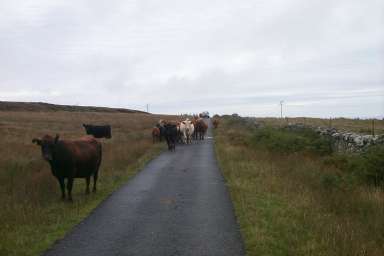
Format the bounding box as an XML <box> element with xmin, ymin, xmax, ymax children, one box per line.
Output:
<box><xmin>164</xmin><ymin>123</ymin><xmax>177</xmax><ymax>151</ymax></box>
<box><xmin>83</xmin><ymin>124</ymin><xmax>112</xmax><ymax>139</ymax></box>
<box><xmin>156</xmin><ymin>123</ymin><xmax>166</xmax><ymax>142</ymax></box>
<box><xmin>32</xmin><ymin>134</ymin><xmax>102</xmax><ymax>201</ymax></box>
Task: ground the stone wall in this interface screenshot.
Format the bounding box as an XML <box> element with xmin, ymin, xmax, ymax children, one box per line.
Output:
<box><xmin>314</xmin><ymin>126</ymin><xmax>384</xmax><ymax>153</ymax></box>
<box><xmin>284</xmin><ymin>123</ymin><xmax>384</xmax><ymax>153</ymax></box>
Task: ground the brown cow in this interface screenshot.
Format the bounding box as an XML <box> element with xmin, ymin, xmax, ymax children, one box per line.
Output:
<box><xmin>213</xmin><ymin>119</ymin><xmax>219</xmax><ymax>129</ymax></box>
<box><xmin>195</xmin><ymin>118</ymin><xmax>208</xmax><ymax>140</ymax></box>
<box><xmin>192</xmin><ymin>117</ymin><xmax>199</xmax><ymax>140</ymax></box>
<box><xmin>32</xmin><ymin>134</ymin><xmax>102</xmax><ymax>201</ymax></box>
<box><xmin>152</xmin><ymin>127</ymin><xmax>160</xmax><ymax>143</ymax></box>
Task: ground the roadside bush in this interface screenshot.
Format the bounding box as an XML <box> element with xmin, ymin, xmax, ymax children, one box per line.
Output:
<box><xmin>323</xmin><ymin>145</ymin><xmax>384</xmax><ymax>187</ymax></box>
<box><xmin>250</xmin><ymin>127</ymin><xmax>333</xmax><ymax>155</ymax></box>
<box><xmin>348</xmin><ymin>145</ymin><xmax>384</xmax><ymax>186</ymax></box>
<box><xmin>321</xmin><ymin>173</ymin><xmax>343</xmax><ymax>190</ymax></box>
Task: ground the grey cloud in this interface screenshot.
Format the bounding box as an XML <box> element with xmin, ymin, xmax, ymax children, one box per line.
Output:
<box><xmin>0</xmin><ymin>0</ymin><xmax>383</xmax><ymax>117</ymax></box>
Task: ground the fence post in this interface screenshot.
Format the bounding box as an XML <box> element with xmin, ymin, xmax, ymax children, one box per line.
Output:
<box><xmin>329</xmin><ymin>117</ymin><xmax>332</xmax><ymax>128</ymax></box>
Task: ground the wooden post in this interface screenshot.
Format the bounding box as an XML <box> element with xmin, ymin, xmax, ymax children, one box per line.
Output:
<box><xmin>329</xmin><ymin>117</ymin><xmax>332</xmax><ymax>128</ymax></box>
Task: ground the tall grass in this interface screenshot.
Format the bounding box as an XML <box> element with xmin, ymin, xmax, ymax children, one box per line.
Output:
<box><xmin>214</xmin><ymin>117</ymin><xmax>384</xmax><ymax>256</ymax></box>
<box><xmin>0</xmin><ymin>111</ymin><xmax>170</xmax><ymax>256</ymax></box>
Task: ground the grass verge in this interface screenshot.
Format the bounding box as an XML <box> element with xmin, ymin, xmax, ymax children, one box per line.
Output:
<box><xmin>214</xmin><ymin>117</ymin><xmax>384</xmax><ymax>256</ymax></box>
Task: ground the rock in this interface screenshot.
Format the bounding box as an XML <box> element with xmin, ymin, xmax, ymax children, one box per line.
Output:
<box><xmin>353</xmin><ymin>136</ymin><xmax>364</xmax><ymax>146</ymax></box>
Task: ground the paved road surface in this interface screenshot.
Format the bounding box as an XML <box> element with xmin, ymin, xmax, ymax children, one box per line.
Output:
<box><xmin>45</xmin><ymin>120</ymin><xmax>244</xmax><ymax>256</ymax></box>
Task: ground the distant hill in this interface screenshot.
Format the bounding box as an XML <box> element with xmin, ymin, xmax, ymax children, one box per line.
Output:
<box><xmin>0</xmin><ymin>101</ymin><xmax>147</xmax><ymax>114</ymax></box>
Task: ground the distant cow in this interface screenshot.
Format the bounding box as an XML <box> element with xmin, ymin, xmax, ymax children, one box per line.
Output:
<box><xmin>83</xmin><ymin>124</ymin><xmax>111</xmax><ymax>139</ymax></box>
<box><xmin>192</xmin><ymin>117</ymin><xmax>199</xmax><ymax>140</ymax></box>
<box><xmin>32</xmin><ymin>135</ymin><xmax>102</xmax><ymax>201</ymax></box>
<box><xmin>195</xmin><ymin>118</ymin><xmax>208</xmax><ymax>140</ymax></box>
<box><xmin>179</xmin><ymin>119</ymin><xmax>194</xmax><ymax>144</ymax></box>
<box><xmin>213</xmin><ymin>119</ymin><xmax>219</xmax><ymax>129</ymax></box>
<box><xmin>156</xmin><ymin>123</ymin><xmax>166</xmax><ymax>142</ymax></box>
<box><xmin>164</xmin><ymin>123</ymin><xmax>177</xmax><ymax>151</ymax></box>
<box><xmin>152</xmin><ymin>127</ymin><xmax>160</xmax><ymax>143</ymax></box>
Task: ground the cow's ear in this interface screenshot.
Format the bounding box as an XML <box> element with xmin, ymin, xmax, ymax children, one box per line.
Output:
<box><xmin>32</xmin><ymin>138</ymin><xmax>42</xmax><ymax>145</ymax></box>
<box><xmin>54</xmin><ymin>134</ymin><xmax>60</xmax><ymax>144</ymax></box>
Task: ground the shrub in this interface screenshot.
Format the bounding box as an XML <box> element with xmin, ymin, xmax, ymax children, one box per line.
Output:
<box><xmin>323</xmin><ymin>145</ymin><xmax>384</xmax><ymax>187</ymax></box>
<box><xmin>349</xmin><ymin>145</ymin><xmax>384</xmax><ymax>186</ymax></box>
<box><xmin>250</xmin><ymin>127</ymin><xmax>333</xmax><ymax>155</ymax></box>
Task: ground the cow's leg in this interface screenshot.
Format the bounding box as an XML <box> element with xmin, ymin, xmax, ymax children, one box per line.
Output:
<box><xmin>67</xmin><ymin>178</ymin><xmax>74</xmax><ymax>201</ymax></box>
<box><xmin>93</xmin><ymin>171</ymin><xmax>98</xmax><ymax>192</ymax></box>
<box><xmin>85</xmin><ymin>177</ymin><xmax>90</xmax><ymax>194</ymax></box>
<box><xmin>58</xmin><ymin>177</ymin><xmax>65</xmax><ymax>200</ymax></box>
<box><xmin>183</xmin><ymin>132</ymin><xmax>187</xmax><ymax>144</ymax></box>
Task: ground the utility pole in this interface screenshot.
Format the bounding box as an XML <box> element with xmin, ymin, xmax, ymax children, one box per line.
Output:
<box><xmin>280</xmin><ymin>100</ymin><xmax>284</xmax><ymax>119</ymax></box>
<box><xmin>146</xmin><ymin>104</ymin><xmax>149</xmax><ymax>113</ymax></box>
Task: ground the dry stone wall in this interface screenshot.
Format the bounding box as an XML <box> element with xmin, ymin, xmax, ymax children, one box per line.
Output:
<box><xmin>283</xmin><ymin>123</ymin><xmax>384</xmax><ymax>153</ymax></box>
<box><xmin>238</xmin><ymin>117</ymin><xmax>384</xmax><ymax>153</ymax></box>
<box><xmin>314</xmin><ymin>126</ymin><xmax>384</xmax><ymax>153</ymax></box>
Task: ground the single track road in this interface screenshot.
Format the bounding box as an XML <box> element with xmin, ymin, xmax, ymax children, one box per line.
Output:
<box><xmin>44</xmin><ymin>119</ymin><xmax>244</xmax><ymax>256</ymax></box>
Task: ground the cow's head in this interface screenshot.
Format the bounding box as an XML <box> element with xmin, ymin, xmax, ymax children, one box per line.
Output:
<box><xmin>32</xmin><ymin>134</ymin><xmax>60</xmax><ymax>161</ymax></box>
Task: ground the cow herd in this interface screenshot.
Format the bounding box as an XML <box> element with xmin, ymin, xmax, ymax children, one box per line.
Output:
<box><xmin>31</xmin><ymin>117</ymin><xmax>219</xmax><ymax>201</ymax></box>
<box><xmin>152</xmin><ymin>117</ymin><xmax>213</xmax><ymax>151</ymax></box>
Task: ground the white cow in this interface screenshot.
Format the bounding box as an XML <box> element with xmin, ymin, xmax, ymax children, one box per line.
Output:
<box><xmin>179</xmin><ymin>119</ymin><xmax>194</xmax><ymax>144</ymax></box>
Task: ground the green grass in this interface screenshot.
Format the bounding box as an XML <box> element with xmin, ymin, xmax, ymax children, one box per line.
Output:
<box><xmin>214</xmin><ymin>116</ymin><xmax>384</xmax><ymax>256</ymax></box>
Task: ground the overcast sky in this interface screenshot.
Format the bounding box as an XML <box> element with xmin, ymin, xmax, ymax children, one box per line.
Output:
<box><xmin>0</xmin><ymin>0</ymin><xmax>383</xmax><ymax>117</ymax></box>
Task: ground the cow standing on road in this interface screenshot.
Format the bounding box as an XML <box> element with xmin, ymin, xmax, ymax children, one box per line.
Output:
<box><xmin>164</xmin><ymin>123</ymin><xmax>177</xmax><ymax>151</ymax></box>
<box><xmin>179</xmin><ymin>119</ymin><xmax>194</xmax><ymax>144</ymax></box>
<box><xmin>32</xmin><ymin>134</ymin><xmax>102</xmax><ymax>201</ymax></box>
<box><xmin>195</xmin><ymin>118</ymin><xmax>208</xmax><ymax>140</ymax></box>
<box><xmin>191</xmin><ymin>117</ymin><xmax>199</xmax><ymax>140</ymax></box>
<box><xmin>156</xmin><ymin>123</ymin><xmax>166</xmax><ymax>142</ymax></box>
